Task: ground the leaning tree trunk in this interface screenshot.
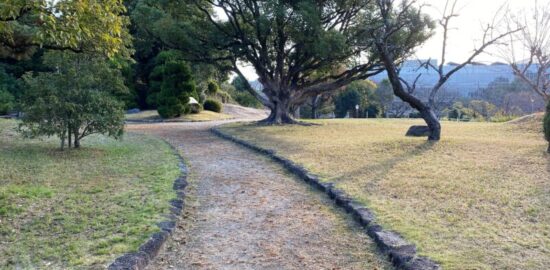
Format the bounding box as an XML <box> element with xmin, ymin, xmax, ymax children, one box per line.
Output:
<box><xmin>377</xmin><ymin>44</ymin><xmax>442</xmax><ymax>141</ymax></box>
<box><xmin>419</xmin><ymin>106</ymin><xmax>442</xmax><ymax>141</ymax></box>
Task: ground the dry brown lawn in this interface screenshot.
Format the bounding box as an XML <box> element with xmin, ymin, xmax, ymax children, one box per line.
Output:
<box><xmin>221</xmin><ymin>118</ymin><xmax>550</xmax><ymax>269</ymax></box>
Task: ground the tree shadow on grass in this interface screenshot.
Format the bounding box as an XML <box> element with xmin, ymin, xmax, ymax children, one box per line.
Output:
<box><xmin>333</xmin><ymin>141</ymin><xmax>436</xmax><ymax>190</ymax></box>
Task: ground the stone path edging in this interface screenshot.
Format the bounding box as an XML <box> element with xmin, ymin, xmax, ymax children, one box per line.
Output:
<box><xmin>108</xmin><ymin>143</ymin><xmax>188</xmax><ymax>270</ymax></box>
<box><xmin>211</xmin><ymin>127</ymin><xmax>441</xmax><ymax>270</ymax></box>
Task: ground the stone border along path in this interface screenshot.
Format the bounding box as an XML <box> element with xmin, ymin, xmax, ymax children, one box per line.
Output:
<box><xmin>108</xmin><ymin>143</ymin><xmax>188</xmax><ymax>270</ymax></box>
<box><xmin>211</xmin><ymin>127</ymin><xmax>441</xmax><ymax>270</ymax></box>
<box><xmin>126</xmin><ymin>121</ymin><xmax>393</xmax><ymax>270</ymax></box>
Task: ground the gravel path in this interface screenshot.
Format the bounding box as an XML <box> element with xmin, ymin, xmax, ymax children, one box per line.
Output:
<box><xmin>127</xmin><ymin>120</ymin><xmax>390</xmax><ymax>270</ymax></box>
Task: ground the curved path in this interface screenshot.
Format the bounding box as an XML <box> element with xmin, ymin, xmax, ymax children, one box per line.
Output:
<box><xmin>127</xmin><ymin>117</ymin><xmax>390</xmax><ymax>270</ymax></box>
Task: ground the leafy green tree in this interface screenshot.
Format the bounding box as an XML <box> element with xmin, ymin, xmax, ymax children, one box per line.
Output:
<box><xmin>335</xmin><ymin>89</ymin><xmax>361</xmax><ymax>118</ymax></box>
<box><xmin>160</xmin><ymin>0</ymin><xmax>432</xmax><ymax>124</ymax></box>
<box><xmin>544</xmin><ymin>100</ymin><xmax>550</xmax><ymax>153</ymax></box>
<box><xmin>154</xmin><ymin>61</ymin><xmax>197</xmax><ymax>118</ymax></box>
<box><xmin>0</xmin><ymin>0</ymin><xmax>130</xmax><ymax>60</ymax></box>
<box><xmin>335</xmin><ymin>80</ymin><xmax>380</xmax><ymax>118</ymax></box>
<box><xmin>18</xmin><ymin>52</ymin><xmax>127</xmax><ymax>149</ymax></box>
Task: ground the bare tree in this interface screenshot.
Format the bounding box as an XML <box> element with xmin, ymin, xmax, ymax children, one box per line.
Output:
<box><xmin>500</xmin><ymin>1</ymin><xmax>550</xmax><ymax>101</ymax></box>
<box><xmin>373</xmin><ymin>0</ymin><xmax>518</xmax><ymax>141</ymax></box>
<box><xmin>421</xmin><ymin>0</ymin><xmax>519</xmax><ymax>111</ymax></box>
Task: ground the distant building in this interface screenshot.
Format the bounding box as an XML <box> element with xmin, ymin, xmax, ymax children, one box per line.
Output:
<box><xmin>369</xmin><ymin>60</ymin><xmax>542</xmax><ymax>96</ymax></box>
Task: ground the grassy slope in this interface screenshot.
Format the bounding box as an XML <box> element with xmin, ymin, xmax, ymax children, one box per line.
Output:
<box><xmin>0</xmin><ymin>120</ymin><xmax>180</xmax><ymax>269</ymax></box>
<box><xmin>221</xmin><ymin>119</ymin><xmax>550</xmax><ymax>269</ymax></box>
<box><xmin>126</xmin><ymin>110</ymin><xmax>233</xmax><ymax>122</ymax></box>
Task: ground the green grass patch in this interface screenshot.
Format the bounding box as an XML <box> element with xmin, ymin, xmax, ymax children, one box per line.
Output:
<box><xmin>220</xmin><ymin>118</ymin><xmax>550</xmax><ymax>269</ymax></box>
<box><xmin>0</xmin><ymin>120</ymin><xmax>180</xmax><ymax>269</ymax></box>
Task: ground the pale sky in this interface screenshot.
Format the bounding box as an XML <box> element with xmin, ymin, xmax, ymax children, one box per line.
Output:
<box><xmin>239</xmin><ymin>0</ymin><xmax>548</xmax><ymax>80</ymax></box>
<box><xmin>415</xmin><ymin>0</ymin><xmax>545</xmax><ymax>64</ymax></box>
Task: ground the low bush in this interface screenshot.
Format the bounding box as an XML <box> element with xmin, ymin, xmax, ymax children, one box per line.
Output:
<box><xmin>203</xmin><ymin>99</ymin><xmax>222</xmax><ymax>113</ymax></box>
<box><xmin>189</xmin><ymin>103</ymin><xmax>202</xmax><ymax>114</ymax></box>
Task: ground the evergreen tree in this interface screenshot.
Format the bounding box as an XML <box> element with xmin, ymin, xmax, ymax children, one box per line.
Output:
<box><xmin>153</xmin><ymin>60</ymin><xmax>197</xmax><ymax>119</ymax></box>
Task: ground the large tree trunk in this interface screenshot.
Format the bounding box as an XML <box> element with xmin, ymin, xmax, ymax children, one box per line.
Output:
<box><xmin>260</xmin><ymin>96</ymin><xmax>298</xmax><ymax>125</ymax></box>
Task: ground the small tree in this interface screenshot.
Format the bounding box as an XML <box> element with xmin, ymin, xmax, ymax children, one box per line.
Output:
<box><xmin>544</xmin><ymin>100</ymin><xmax>550</xmax><ymax>153</ymax></box>
<box><xmin>19</xmin><ymin>52</ymin><xmax>126</xmax><ymax>149</ymax></box>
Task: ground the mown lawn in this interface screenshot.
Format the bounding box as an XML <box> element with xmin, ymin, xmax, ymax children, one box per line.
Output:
<box><xmin>126</xmin><ymin>110</ymin><xmax>233</xmax><ymax>122</ymax></box>
<box><xmin>221</xmin><ymin>118</ymin><xmax>550</xmax><ymax>269</ymax></box>
<box><xmin>0</xmin><ymin>120</ymin><xmax>180</xmax><ymax>269</ymax></box>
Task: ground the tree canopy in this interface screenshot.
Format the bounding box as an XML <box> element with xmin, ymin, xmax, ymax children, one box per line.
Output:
<box><xmin>0</xmin><ymin>0</ymin><xmax>131</xmax><ymax>60</ymax></box>
<box><xmin>150</xmin><ymin>0</ymin><xmax>432</xmax><ymax>124</ymax></box>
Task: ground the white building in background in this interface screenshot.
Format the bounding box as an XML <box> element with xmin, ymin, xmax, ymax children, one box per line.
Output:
<box><xmin>369</xmin><ymin>60</ymin><xmax>542</xmax><ymax>96</ymax></box>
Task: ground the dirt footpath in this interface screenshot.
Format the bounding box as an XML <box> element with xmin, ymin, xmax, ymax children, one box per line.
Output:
<box><xmin>127</xmin><ymin>120</ymin><xmax>389</xmax><ymax>270</ymax></box>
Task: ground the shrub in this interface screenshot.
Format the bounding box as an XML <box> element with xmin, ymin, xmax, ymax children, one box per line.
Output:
<box><xmin>217</xmin><ymin>90</ymin><xmax>231</xmax><ymax>103</ymax></box>
<box><xmin>189</xmin><ymin>103</ymin><xmax>202</xmax><ymax>114</ymax></box>
<box><xmin>544</xmin><ymin>100</ymin><xmax>550</xmax><ymax>152</ymax></box>
<box><xmin>207</xmin><ymin>80</ymin><xmax>219</xmax><ymax>95</ymax></box>
<box><xmin>203</xmin><ymin>99</ymin><xmax>222</xmax><ymax>113</ymax></box>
